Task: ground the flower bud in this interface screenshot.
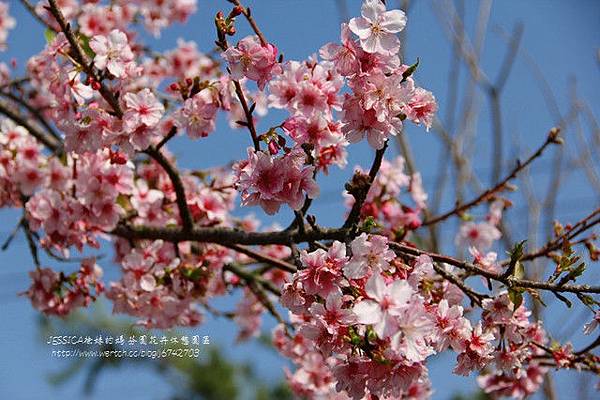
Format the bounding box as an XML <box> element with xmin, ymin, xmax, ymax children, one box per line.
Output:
<box><xmin>268</xmin><ymin>140</ymin><xmax>280</xmax><ymax>155</ymax></box>
<box><xmin>230</xmin><ymin>6</ymin><xmax>244</xmax><ymax>17</ymax></box>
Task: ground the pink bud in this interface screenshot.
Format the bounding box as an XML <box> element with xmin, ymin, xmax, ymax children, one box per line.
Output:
<box><xmin>230</xmin><ymin>6</ymin><xmax>244</xmax><ymax>17</ymax></box>
<box><xmin>268</xmin><ymin>140</ymin><xmax>279</xmax><ymax>155</ymax></box>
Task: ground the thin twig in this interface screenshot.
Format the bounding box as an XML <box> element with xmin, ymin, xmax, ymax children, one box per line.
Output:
<box><xmin>424</xmin><ymin>128</ymin><xmax>562</xmax><ymax>226</ymax></box>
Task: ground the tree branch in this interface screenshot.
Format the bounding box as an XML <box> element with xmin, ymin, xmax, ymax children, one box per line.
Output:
<box><xmin>424</xmin><ymin>127</ymin><xmax>562</xmax><ymax>226</ymax></box>
<box><xmin>143</xmin><ymin>147</ymin><xmax>194</xmax><ymax>232</ymax></box>
<box><xmin>343</xmin><ymin>140</ymin><xmax>389</xmax><ymax>229</ymax></box>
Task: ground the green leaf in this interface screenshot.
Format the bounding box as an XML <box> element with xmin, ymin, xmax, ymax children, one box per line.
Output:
<box><xmin>402</xmin><ymin>57</ymin><xmax>420</xmax><ymax>82</ymax></box>
<box><xmin>576</xmin><ymin>293</ymin><xmax>598</xmax><ymax>308</ymax></box>
<box><xmin>508</xmin><ymin>288</ymin><xmax>524</xmax><ymax>309</ymax></box>
<box><xmin>508</xmin><ymin>240</ymin><xmax>526</xmax><ymax>265</ymax></box>
<box><xmin>503</xmin><ymin>240</ymin><xmax>526</xmax><ymax>278</ymax></box>
<box><xmin>115</xmin><ymin>194</ymin><xmax>129</xmax><ymax>210</ymax></box>
<box><xmin>77</xmin><ymin>33</ymin><xmax>96</xmax><ymax>59</ymax></box>
<box><xmin>44</xmin><ymin>28</ymin><xmax>56</xmax><ymax>44</ymax></box>
<box><xmin>558</xmin><ymin>262</ymin><xmax>586</xmax><ymax>286</ymax></box>
<box><xmin>360</xmin><ymin>216</ymin><xmax>379</xmax><ymax>233</ymax></box>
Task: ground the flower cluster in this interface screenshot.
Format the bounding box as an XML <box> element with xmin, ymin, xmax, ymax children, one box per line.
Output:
<box><xmin>320</xmin><ymin>0</ymin><xmax>437</xmax><ymax>149</ymax></box>
<box><xmin>278</xmin><ymin>234</ymin><xmax>451</xmax><ymax>399</ymax></box>
<box><xmin>223</xmin><ymin>35</ymin><xmax>282</xmax><ymax>90</ymax></box>
<box><xmin>233</xmin><ymin>147</ymin><xmax>319</xmax><ymax>215</ymax></box>
<box><xmin>274</xmin><ymin>59</ymin><xmax>348</xmax><ymax>173</ymax></box>
<box><xmin>475</xmin><ymin>292</ymin><xmax>551</xmax><ymax>398</ymax></box>
<box><xmin>25</xmin><ymin>258</ymin><xmax>104</xmax><ymax>316</ymax></box>
<box><xmin>0</xmin><ymin>119</ymin><xmax>48</xmax><ymax>204</ymax></box>
<box><xmin>26</xmin><ymin>150</ymin><xmax>133</xmax><ymax>251</ymax></box>
<box><xmin>37</xmin><ymin>0</ymin><xmax>196</xmax><ymax>37</ymax></box>
<box><xmin>107</xmin><ymin>240</ymin><xmax>206</xmax><ymax>328</ymax></box>
<box><xmin>277</xmin><ymin>233</ymin><xmax>561</xmax><ymax>399</ymax></box>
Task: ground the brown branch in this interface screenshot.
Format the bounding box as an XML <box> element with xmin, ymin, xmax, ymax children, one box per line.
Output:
<box><xmin>226</xmin><ymin>244</ymin><xmax>297</xmax><ymax>273</ymax></box>
<box><xmin>388</xmin><ymin>242</ymin><xmax>600</xmax><ymax>295</ymax></box>
<box><xmin>0</xmin><ymin>101</ymin><xmax>62</xmax><ymax>153</ymax></box>
<box><xmin>520</xmin><ymin>207</ymin><xmax>600</xmax><ymax>262</ymax></box>
<box><xmin>110</xmin><ymin>220</ymin><xmax>600</xmax><ymax>295</ymax></box>
<box><xmin>232</xmin><ymin>80</ymin><xmax>261</xmax><ymax>150</ymax></box>
<box><xmin>155</xmin><ymin>126</ymin><xmax>178</xmax><ymax>151</ymax></box>
<box><xmin>223</xmin><ymin>263</ymin><xmax>281</xmax><ymax>297</ymax></box>
<box><xmin>343</xmin><ymin>140</ymin><xmax>389</xmax><ymax>229</ymax></box>
<box><xmin>575</xmin><ymin>334</ymin><xmax>600</xmax><ymax>356</ymax></box>
<box><xmin>0</xmin><ymin>89</ymin><xmax>61</xmax><ymax>141</ymax></box>
<box><xmin>111</xmin><ymin>224</ymin><xmax>350</xmax><ymax>247</ymax></box>
<box><xmin>143</xmin><ymin>147</ymin><xmax>194</xmax><ymax>232</ymax></box>
<box><xmin>424</xmin><ymin>128</ymin><xmax>562</xmax><ymax>226</ymax></box>
<box><xmin>229</xmin><ymin>0</ymin><xmax>268</xmax><ymax>46</ymax></box>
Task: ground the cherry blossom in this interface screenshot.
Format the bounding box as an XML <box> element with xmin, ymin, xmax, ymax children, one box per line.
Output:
<box><xmin>24</xmin><ymin>258</ymin><xmax>104</xmax><ymax>316</ymax></box>
<box><xmin>0</xmin><ymin>1</ymin><xmax>596</xmax><ymax>398</ymax></box>
<box><xmin>123</xmin><ymin>88</ymin><xmax>165</xmax><ymax>133</ymax></box>
<box><xmin>0</xmin><ymin>1</ymin><xmax>15</xmax><ymax>51</ymax></box>
<box><xmin>348</xmin><ymin>0</ymin><xmax>407</xmax><ymax>55</ymax></box>
<box><xmin>223</xmin><ymin>35</ymin><xmax>282</xmax><ymax>90</ymax></box>
<box><xmin>584</xmin><ymin>310</ymin><xmax>600</xmax><ymax>335</ymax></box>
<box><xmin>174</xmin><ymin>88</ymin><xmax>219</xmax><ymax>138</ymax></box>
<box><xmin>233</xmin><ymin>147</ymin><xmax>319</xmax><ymax>215</ymax></box>
<box><xmin>90</xmin><ymin>29</ymin><xmax>135</xmax><ymax>78</ymax></box>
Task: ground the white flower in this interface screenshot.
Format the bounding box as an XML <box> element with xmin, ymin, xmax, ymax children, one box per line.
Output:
<box><xmin>348</xmin><ymin>0</ymin><xmax>407</xmax><ymax>55</ymax></box>
<box><xmin>90</xmin><ymin>29</ymin><xmax>135</xmax><ymax>78</ymax></box>
<box><xmin>352</xmin><ymin>272</ymin><xmax>413</xmax><ymax>338</ymax></box>
<box><xmin>123</xmin><ymin>89</ymin><xmax>164</xmax><ymax>132</ymax></box>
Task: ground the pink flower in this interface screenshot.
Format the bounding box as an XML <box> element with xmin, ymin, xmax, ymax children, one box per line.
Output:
<box><xmin>320</xmin><ymin>24</ymin><xmax>359</xmax><ymax>76</ymax></box>
<box><xmin>344</xmin><ymin>233</ymin><xmax>395</xmax><ymax>279</ymax></box>
<box><xmin>123</xmin><ymin>88</ymin><xmax>165</xmax><ymax>132</ymax></box>
<box><xmin>175</xmin><ymin>89</ymin><xmax>218</xmax><ymax>138</ymax></box>
<box><xmin>341</xmin><ymin>94</ymin><xmax>397</xmax><ymax>150</ymax></box>
<box><xmin>15</xmin><ymin>163</ymin><xmax>46</xmax><ymax>195</ymax></box>
<box><xmin>25</xmin><ymin>259</ymin><xmax>103</xmax><ymax>316</ymax></box>
<box><xmin>297</xmin><ymin>241</ymin><xmax>348</xmax><ymax>297</ymax></box>
<box><xmin>584</xmin><ymin>310</ymin><xmax>600</xmax><ymax>335</ymax></box>
<box><xmin>0</xmin><ymin>2</ymin><xmax>15</xmax><ymax>51</ymax></box>
<box><xmin>467</xmin><ymin>322</ymin><xmax>495</xmax><ymax>357</ymax></box>
<box><xmin>67</xmin><ymin>71</ymin><xmax>94</xmax><ymax>105</ymax></box>
<box><xmin>233</xmin><ymin>147</ymin><xmax>319</xmax><ymax>215</ymax></box>
<box><xmin>477</xmin><ymin>364</ymin><xmax>546</xmax><ymax>399</ymax></box>
<box><xmin>552</xmin><ymin>343</ymin><xmax>574</xmax><ymax>368</ymax></box>
<box><xmin>469</xmin><ymin>246</ymin><xmax>502</xmax><ymax>274</ymax></box>
<box><xmin>90</xmin><ymin>29</ymin><xmax>135</xmax><ymax>78</ymax></box>
<box><xmin>391</xmin><ymin>303</ymin><xmax>435</xmax><ymax>362</ymax></box>
<box><xmin>223</xmin><ymin>35</ymin><xmax>282</xmax><ymax>90</ymax></box>
<box><xmin>352</xmin><ymin>272</ymin><xmax>413</xmax><ymax>338</ymax></box>
<box><xmin>403</xmin><ymin>87</ymin><xmax>437</xmax><ymax>130</ymax></box>
<box><xmin>433</xmin><ymin>299</ymin><xmax>471</xmax><ymax>352</ymax></box>
<box><xmin>309</xmin><ymin>290</ymin><xmax>356</xmax><ymax>333</ymax></box>
<box><xmin>482</xmin><ymin>292</ymin><xmax>514</xmax><ymax>325</ymax></box>
<box><xmin>348</xmin><ymin>0</ymin><xmax>407</xmax><ymax>55</ymax></box>
<box><xmin>456</xmin><ymin>221</ymin><xmax>501</xmax><ymax>251</ymax></box>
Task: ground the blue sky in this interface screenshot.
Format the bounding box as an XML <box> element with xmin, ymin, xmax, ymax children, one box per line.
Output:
<box><xmin>1</xmin><ymin>0</ymin><xmax>599</xmax><ymax>399</ymax></box>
